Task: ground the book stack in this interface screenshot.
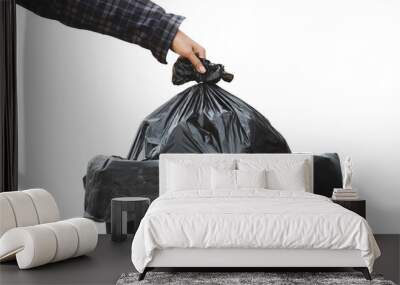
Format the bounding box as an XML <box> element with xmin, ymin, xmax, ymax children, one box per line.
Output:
<box><xmin>332</xmin><ymin>188</ymin><xmax>359</xmax><ymax>200</ymax></box>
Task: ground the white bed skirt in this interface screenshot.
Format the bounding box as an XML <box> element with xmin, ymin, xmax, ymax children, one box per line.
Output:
<box><xmin>148</xmin><ymin>248</ymin><xmax>366</xmax><ymax>268</ymax></box>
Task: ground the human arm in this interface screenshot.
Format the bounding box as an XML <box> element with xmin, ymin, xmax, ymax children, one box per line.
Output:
<box><xmin>16</xmin><ymin>0</ymin><xmax>205</xmax><ymax>70</ymax></box>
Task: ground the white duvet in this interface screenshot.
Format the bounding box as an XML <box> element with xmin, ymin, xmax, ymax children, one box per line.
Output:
<box><xmin>131</xmin><ymin>190</ymin><xmax>380</xmax><ymax>272</ymax></box>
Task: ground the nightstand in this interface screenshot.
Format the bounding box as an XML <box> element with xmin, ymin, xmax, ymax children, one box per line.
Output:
<box><xmin>332</xmin><ymin>199</ymin><xmax>366</xmax><ymax>218</ymax></box>
<box><xmin>111</xmin><ymin>197</ymin><xmax>150</xmax><ymax>242</ymax></box>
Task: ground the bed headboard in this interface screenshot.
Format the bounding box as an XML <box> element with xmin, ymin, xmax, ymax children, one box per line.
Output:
<box><xmin>159</xmin><ymin>153</ymin><xmax>313</xmax><ymax>195</ymax></box>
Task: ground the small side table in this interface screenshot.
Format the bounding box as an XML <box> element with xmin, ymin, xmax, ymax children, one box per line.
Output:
<box><xmin>332</xmin><ymin>199</ymin><xmax>366</xmax><ymax>219</ymax></box>
<box><xmin>111</xmin><ymin>197</ymin><xmax>150</xmax><ymax>242</ymax></box>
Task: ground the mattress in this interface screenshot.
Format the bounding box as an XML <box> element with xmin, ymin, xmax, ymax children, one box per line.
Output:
<box><xmin>131</xmin><ymin>190</ymin><xmax>380</xmax><ymax>273</ymax></box>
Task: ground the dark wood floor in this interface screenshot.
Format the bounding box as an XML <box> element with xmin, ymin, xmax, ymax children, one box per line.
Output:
<box><xmin>0</xmin><ymin>235</ymin><xmax>133</xmax><ymax>285</ymax></box>
<box><xmin>1</xmin><ymin>234</ymin><xmax>399</xmax><ymax>285</ymax></box>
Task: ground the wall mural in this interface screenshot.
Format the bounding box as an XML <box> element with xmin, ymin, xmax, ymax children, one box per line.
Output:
<box><xmin>13</xmin><ymin>1</ymin><xmax>347</xmax><ymax>232</ymax></box>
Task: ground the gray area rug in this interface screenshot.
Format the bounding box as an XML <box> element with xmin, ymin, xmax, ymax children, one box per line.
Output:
<box><xmin>116</xmin><ymin>272</ymin><xmax>396</xmax><ymax>285</ymax></box>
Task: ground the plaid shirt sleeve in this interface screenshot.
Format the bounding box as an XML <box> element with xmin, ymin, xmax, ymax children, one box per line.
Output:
<box><xmin>16</xmin><ymin>0</ymin><xmax>185</xmax><ymax>63</ymax></box>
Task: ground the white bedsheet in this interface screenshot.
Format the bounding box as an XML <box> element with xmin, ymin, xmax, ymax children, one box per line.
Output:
<box><xmin>131</xmin><ymin>190</ymin><xmax>380</xmax><ymax>272</ymax></box>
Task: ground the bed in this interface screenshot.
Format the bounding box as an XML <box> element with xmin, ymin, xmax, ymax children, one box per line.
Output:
<box><xmin>131</xmin><ymin>154</ymin><xmax>380</xmax><ymax>280</ymax></box>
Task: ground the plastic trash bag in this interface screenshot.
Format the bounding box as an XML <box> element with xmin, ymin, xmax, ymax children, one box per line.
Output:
<box><xmin>128</xmin><ymin>57</ymin><xmax>291</xmax><ymax>160</ymax></box>
<box><xmin>83</xmin><ymin>155</ymin><xmax>159</xmax><ymax>223</ymax></box>
<box><xmin>313</xmin><ymin>153</ymin><xmax>343</xmax><ymax>197</ymax></box>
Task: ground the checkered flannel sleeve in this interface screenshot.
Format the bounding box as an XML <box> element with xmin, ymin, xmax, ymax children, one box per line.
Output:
<box><xmin>16</xmin><ymin>0</ymin><xmax>185</xmax><ymax>63</ymax></box>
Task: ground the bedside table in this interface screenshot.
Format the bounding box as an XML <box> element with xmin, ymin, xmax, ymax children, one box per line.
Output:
<box><xmin>111</xmin><ymin>197</ymin><xmax>150</xmax><ymax>242</ymax></box>
<box><xmin>332</xmin><ymin>199</ymin><xmax>366</xmax><ymax>218</ymax></box>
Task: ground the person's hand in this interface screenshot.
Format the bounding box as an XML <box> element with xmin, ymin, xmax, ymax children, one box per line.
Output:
<box><xmin>171</xmin><ymin>30</ymin><xmax>206</xmax><ymax>73</ymax></box>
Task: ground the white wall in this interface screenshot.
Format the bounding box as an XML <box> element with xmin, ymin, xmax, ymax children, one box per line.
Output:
<box><xmin>17</xmin><ymin>0</ymin><xmax>400</xmax><ymax>233</ymax></box>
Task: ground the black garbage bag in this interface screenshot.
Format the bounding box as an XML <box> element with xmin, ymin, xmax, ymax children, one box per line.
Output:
<box><xmin>313</xmin><ymin>153</ymin><xmax>343</xmax><ymax>197</ymax></box>
<box><xmin>128</xmin><ymin>57</ymin><xmax>291</xmax><ymax>160</ymax></box>
<box><xmin>83</xmin><ymin>155</ymin><xmax>159</xmax><ymax>224</ymax></box>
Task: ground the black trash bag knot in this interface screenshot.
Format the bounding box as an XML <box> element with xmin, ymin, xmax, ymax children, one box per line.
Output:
<box><xmin>172</xmin><ymin>56</ymin><xmax>234</xmax><ymax>85</ymax></box>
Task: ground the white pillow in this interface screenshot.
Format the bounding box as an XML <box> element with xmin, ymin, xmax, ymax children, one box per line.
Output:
<box><xmin>211</xmin><ymin>168</ymin><xmax>267</xmax><ymax>190</ymax></box>
<box><xmin>167</xmin><ymin>160</ymin><xmax>235</xmax><ymax>192</ymax></box>
<box><xmin>237</xmin><ymin>169</ymin><xmax>267</xmax><ymax>189</ymax></box>
<box><xmin>238</xmin><ymin>159</ymin><xmax>309</xmax><ymax>192</ymax></box>
<box><xmin>167</xmin><ymin>163</ymin><xmax>210</xmax><ymax>191</ymax></box>
<box><xmin>266</xmin><ymin>162</ymin><xmax>307</xmax><ymax>191</ymax></box>
<box><xmin>211</xmin><ymin>168</ymin><xmax>236</xmax><ymax>190</ymax></box>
